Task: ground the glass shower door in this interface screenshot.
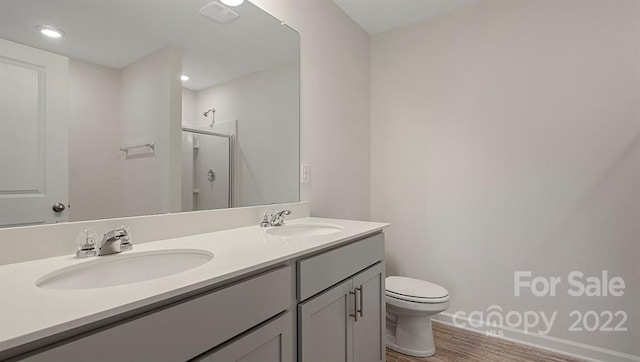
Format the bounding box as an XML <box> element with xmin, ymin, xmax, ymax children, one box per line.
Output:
<box><xmin>181</xmin><ymin>129</ymin><xmax>232</xmax><ymax>211</ymax></box>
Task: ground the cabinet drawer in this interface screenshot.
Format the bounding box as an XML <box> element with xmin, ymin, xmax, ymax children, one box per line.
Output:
<box><xmin>298</xmin><ymin>233</ymin><xmax>384</xmax><ymax>301</ymax></box>
<box><xmin>24</xmin><ymin>266</ymin><xmax>292</xmax><ymax>362</ymax></box>
<box><xmin>198</xmin><ymin>313</ymin><xmax>292</xmax><ymax>362</ymax></box>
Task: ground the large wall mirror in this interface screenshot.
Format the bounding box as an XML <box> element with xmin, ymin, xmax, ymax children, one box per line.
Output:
<box><xmin>0</xmin><ymin>0</ymin><xmax>300</xmax><ymax>227</ymax></box>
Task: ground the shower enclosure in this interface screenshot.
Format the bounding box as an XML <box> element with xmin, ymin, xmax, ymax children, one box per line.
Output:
<box><xmin>181</xmin><ymin>127</ymin><xmax>233</xmax><ymax>211</ymax></box>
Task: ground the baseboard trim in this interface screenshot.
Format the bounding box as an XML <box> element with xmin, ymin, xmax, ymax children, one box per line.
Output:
<box><xmin>433</xmin><ymin>313</ymin><xmax>640</xmax><ymax>362</ymax></box>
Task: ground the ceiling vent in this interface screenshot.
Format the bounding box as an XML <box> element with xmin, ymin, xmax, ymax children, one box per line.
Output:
<box><xmin>199</xmin><ymin>2</ymin><xmax>240</xmax><ymax>24</ymax></box>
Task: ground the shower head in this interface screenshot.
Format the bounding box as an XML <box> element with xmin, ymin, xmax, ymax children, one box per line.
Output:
<box><xmin>203</xmin><ymin>108</ymin><xmax>216</xmax><ymax>127</ymax></box>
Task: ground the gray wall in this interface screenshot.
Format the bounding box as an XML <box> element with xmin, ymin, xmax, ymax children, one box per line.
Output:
<box><xmin>371</xmin><ymin>0</ymin><xmax>639</xmax><ymax>357</ymax></box>
<box><xmin>253</xmin><ymin>0</ymin><xmax>372</xmax><ymax>220</ymax></box>
<box><xmin>68</xmin><ymin>59</ymin><xmax>121</xmax><ymax>221</ymax></box>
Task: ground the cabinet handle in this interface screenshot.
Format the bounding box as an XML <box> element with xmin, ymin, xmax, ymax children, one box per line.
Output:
<box><xmin>356</xmin><ymin>286</ymin><xmax>363</xmax><ymax>317</ymax></box>
<box><xmin>349</xmin><ymin>290</ymin><xmax>358</xmax><ymax>321</ymax></box>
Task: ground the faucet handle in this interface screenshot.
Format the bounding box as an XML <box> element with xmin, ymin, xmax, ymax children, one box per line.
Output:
<box><xmin>119</xmin><ymin>226</ymin><xmax>133</xmax><ymax>252</ymax></box>
<box><xmin>270</xmin><ymin>210</ymin><xmax>292</xmax><ymax>226</ymax></box>
<box><xmin>269</xmin><ymin>210</ymin><xmax>280</xmax><ymax>225</ymax></box>
<box><xmin>76</xmin><ymin>229</ymin><xmax>97</xmax><ymax>259</ymax></box>
<box><xmin>260</xmin><ymin>211</ymin><xmax>271</xmax><ymax>227</ymax></box>
<box><xmin>119</xmin><ymin>226</ymin><xmax>130</xmax><ymax>238</ymax></box>
<box><xmin>114</xmin><ymin>226</ymin><xmax>129</xmax><ymax>237</ymax></box>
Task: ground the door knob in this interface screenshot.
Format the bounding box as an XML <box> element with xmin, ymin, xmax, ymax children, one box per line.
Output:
<box><xmin>52</xmin><ymin>203</ymin><xmax>66</xmax><ymax>213</ymax></box>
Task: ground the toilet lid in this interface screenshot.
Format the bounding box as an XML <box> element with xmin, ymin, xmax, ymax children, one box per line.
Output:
<box><xmin>386</xmin><ymin>276</ymin><xmax>448</xmax><ymax>300</ymax></box>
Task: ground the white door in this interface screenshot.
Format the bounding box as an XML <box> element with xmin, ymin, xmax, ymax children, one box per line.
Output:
<box><xmin>0</xmin><ymin>38</ymin><xmax>68</xmax><ymax>227</ymax></box>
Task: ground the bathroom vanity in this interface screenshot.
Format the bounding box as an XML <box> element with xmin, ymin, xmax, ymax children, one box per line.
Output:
<box><xmin>0</xmin><ymin>0</ymin><xmax>388</xmax><ymax>360</ymax></box>
<box><xmin>0</xmin><ymin>218</ymin><xmax>388</xmax><ymax>361</ymax></box>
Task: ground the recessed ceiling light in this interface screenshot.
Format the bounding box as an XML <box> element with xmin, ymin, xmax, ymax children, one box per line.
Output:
<box><xmin>37</xmin><ymin>25</ymin><xmax>64</xmax><ymax>39</ymax></box>
<box><xmin>221</xmin><ymin>0</ymin><xmax>244</xmax><ymax>6</ymax></box>
<box><xmin>180</xmin><ymin>75</ymin><xmax>190</xmax><ymax>81</ymax></box>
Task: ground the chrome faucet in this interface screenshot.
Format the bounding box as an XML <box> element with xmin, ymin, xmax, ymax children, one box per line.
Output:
<box><xmin>270</xmin><ymin>210</ymin><xmax>292</xmax><ymax>226</ymax></box>
<box><xmin>260</xmin><ymin>210</ymin><xmax>292</xmax><ymax>227</ymax></box>
<box><xmin>98</xmin><ymin>227</ymin><xmax>133</xmax><ymax>256</ymax></box>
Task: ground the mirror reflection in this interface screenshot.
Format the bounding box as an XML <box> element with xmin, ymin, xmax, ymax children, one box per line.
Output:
<box><xmin>0</xmin><ymin>0</ymin><xmax>300</xmax><ymax>227</ymax></box>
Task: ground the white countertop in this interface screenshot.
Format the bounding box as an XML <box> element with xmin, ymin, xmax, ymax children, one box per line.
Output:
<box><xmin>0</xmin><ymin>217</ymin><xmax>388</xmax><ymax>353</ymax></box>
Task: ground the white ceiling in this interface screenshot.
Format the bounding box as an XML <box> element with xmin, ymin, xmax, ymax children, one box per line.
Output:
<box><xmin>332</xmin><ymin>0</ymin><xmax>482</xmax><ymax>35</ymax></box>
<box><xmin>0</xmin><ymin>0</ymin><xmax>298</xmax><ymax>90</ymax></box>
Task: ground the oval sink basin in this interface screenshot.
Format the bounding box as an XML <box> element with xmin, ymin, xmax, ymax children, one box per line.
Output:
<box><xmin>36</xmin><ymin>249</ymin><xmax>213</xmax><ymax>290</ymax></box>
<box><xmin>266</xmin><ymin>224</ymin><xmax>343</xmax><ymax>237</ymax></box>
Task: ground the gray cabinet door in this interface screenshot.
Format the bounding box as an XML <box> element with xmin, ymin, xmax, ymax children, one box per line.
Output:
<box><xmin>352</xmin><ymin>263</ymin><xmax>385</xmax><ymax>362</ymax></box>
<box><xmin>299</xmin><ymin>279</ymin><xmax>354</xmax><ymax>362</ymax></box>
<box><xmin>203</xmin><ymin>313</ymin><xmax>293</xmax><ymax>362</ymax></box>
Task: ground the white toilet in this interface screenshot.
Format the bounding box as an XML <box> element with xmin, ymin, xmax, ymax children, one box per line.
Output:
<box><xmin>385</xmin><ymin>276</ymin><xmax>449</xmax><ymax>357</ymax></box>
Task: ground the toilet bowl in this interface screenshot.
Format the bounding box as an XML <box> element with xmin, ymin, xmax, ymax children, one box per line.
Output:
<box><xmin>385</xmin><ymin>276</ymin><xmax>449</xmax><ymax>357</ymax></box>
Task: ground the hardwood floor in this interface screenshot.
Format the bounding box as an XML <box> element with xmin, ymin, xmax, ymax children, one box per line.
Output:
<box><xmin>386</xmin><ymin>322</ymin><xmax>583</xmax><ymax>362</ymax></box>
